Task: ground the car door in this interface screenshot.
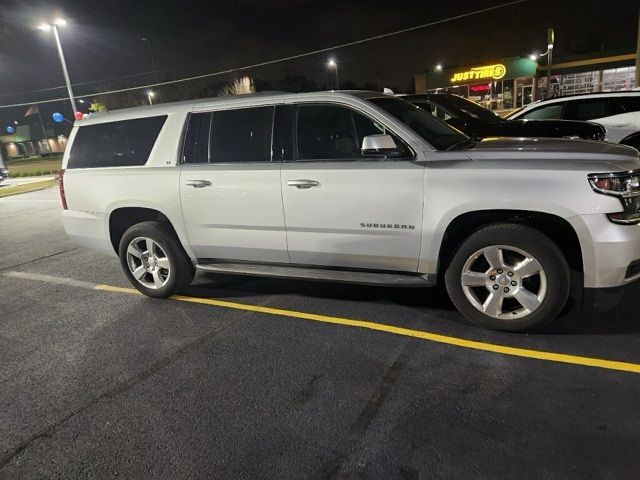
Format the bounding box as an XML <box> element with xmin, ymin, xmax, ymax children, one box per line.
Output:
<box><xmin>179</xmin><ymin>105</ymin><xmax>289</xmax><ymax>263</ymax></box>
<box><xmin>279</xmin><ymin>103</ymin><xmax>425</xmax><ymax>272</ymax></box>
<box><xmin>601</xmin><ymin>96</ymin><xmax>640</xmax><ymax>143</ymax></box>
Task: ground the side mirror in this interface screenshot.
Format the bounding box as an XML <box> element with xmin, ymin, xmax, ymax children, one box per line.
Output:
<box><xmin>361</xmin><ymin>134</ymin><xmax>400</xmax><ymax>157</ymax></box>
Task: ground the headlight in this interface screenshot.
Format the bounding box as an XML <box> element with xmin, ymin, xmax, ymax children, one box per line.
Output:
<box><xmin>588</xmin><ymin>170</ymin><xmax>640</xmax><ymax>224</ymax></box>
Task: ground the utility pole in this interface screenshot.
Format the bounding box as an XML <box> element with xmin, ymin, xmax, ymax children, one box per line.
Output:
<box><xmin>546</xmin><ymin>28</ymin><xmax>555</xmax><ymax>99</ymax></box>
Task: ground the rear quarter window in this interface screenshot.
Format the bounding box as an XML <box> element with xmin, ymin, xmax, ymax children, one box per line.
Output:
<box><xmin>520</xmin><ymin>103</ymin><xmax>565</xmax><ymax>120</ymax></box>
<box><xmin>609</xmin><ymin>96</ymin><xmax>640</xmax><ymax>116</ymax></box>
<box><xmin>67</xmin><ymin>115</ymin><xmax>167</xmax><ymax>168</ymax></box>
<box><xmin>564</xmin><ymin>99</ymin><xmax>608</xmax><ymax>121</ymax></box>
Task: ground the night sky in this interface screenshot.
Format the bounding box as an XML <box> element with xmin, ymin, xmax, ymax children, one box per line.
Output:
<box><xmin>0</xmin><ymin>0</ymin><xmax>638</xmax><ymax>127</ymax></box>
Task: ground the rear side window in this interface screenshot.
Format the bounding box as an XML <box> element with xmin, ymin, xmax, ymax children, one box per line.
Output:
<box><xmin>609</xmin><ymin>96</ymin><xmax>640</xmax><ymax>116</ymax></box>
<box><xmin>272</xmin><ymin>105</ymin><xmax>295</xmax><ymax>162</ymax></box>
<box><xmin>210</xmin><ymin>107</ymin><xmax>274</xmax><ymax>163</ymax></box>
<box><xmin>520</xmin><ymin>103</ymin><xmax>564</xmax><ymax>120</ymax></box>
<box><xmin>68</xmin><ymin>116</ymin><xmax>167</xmax><ymax>168</ymax></box>
<box><xmin>182</xmin><ymin>112</ymin><xmax>212</xmax><ymax>164</ymax></box>
<box><xmin>564</xmin><ymin>99</ymin><xmax>608</xmax><ymax>121</ymax></box>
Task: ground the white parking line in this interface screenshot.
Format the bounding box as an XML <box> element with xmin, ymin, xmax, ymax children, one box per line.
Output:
<box><xmin>3</xmin><ymin>271</ymin><xmax>97</xmax><ymax>289</ymax></box>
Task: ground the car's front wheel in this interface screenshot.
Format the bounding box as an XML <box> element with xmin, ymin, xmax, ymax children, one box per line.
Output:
<box><xmin>445</xmin><ymin>224</ymin><xmax>570</xmax><ymax>332</ymax></box>
<box><xmin>118</xmin><ymin>221</ymin><xmax>194</xmax><ymax>298</ymax></box>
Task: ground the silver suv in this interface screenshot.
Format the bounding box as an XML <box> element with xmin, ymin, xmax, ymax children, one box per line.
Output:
<box><xmin>59</xmin><ymin>91</ymin><xmax>640</xmax><ymax>331</ymax></box>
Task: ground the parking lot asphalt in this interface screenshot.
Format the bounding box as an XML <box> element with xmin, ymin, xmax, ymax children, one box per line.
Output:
<box><xmin>1</xmin><ymin>187</ymin><xmax>640</xmax><ymax>479</ymax></box>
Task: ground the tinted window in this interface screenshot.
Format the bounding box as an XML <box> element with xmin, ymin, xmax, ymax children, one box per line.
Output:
<box><xmin>609</xmin><ymin>96</ymin><xmax>640</xmax><ymax>116</ymax></box>
<box><xmin>369</xmin><ymin>96</ymin><xmax>469</xmax><ymax>150</ymax></box>
<box><xmin>68</xmin><ymin>116</ymin><xmax>167</xmax><ymax>169</ymax></box>
<box><xmin>412</xmin><ymin>100</ymin><xmax>453</xmax><ymax>121</ymax></box>
<box><xmin>210</xmin><ymin>107</ymin><xmax>274</xmax><ymax>163</ymax></box>
<box><xmin>565</xmin><ymin>99</ymin><xmax>608</xmax><ymax>121</ymax></box>
<box><xmin>433</xmin><ymin>95</ymin><xmax>501</xmax><ymax>122</ymax></box>
<box><xmin>273</xmin><ymin>105</ymin><xmax>295</xmax><ymax>161</ymax></box>
<box><xmin>182</xmin><ymin>112</ymin><xmax>211</xmax><ymax>163</ymax></box>
<box><xmin>297</xmin><ymin>105</ymin><xmax>360</xmax><ymax>159</ymax></box>
<box><xmin>296</xmin><ymin>104</ymin><xmax>409</xmax><ymax>160</ymax></box>
<box><xmin>521</xmin><ymin>104</ymin><xmax>564</xmax><ymax>120</ymax></box>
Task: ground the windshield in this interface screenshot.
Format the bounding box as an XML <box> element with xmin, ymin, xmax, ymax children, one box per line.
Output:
<box><xmin>368</xmin><ymin>96</ymin><xmax>470</xmax><ymax>150</ymax></box>
<box><xmin>505</xmin><ymin>105</ymin><xmax>526</xmax><ymax>119</ymax></box>
<box><xmin>434</xmin><ymin>95</ymin><xmax>503</xmax><ymax>122</ymax></box>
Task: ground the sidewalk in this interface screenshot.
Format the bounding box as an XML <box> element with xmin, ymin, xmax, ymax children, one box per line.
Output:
<box><xmin>2</xmin><ymin>175</ymin><xmax>57</xmax><ymax>187</ymax></box>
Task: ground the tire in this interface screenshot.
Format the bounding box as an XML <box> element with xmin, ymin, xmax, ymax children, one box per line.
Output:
<box><xmin>444</xmin><ymin>223</ymin><xmax>570</xmax><ymax>332</ymax></box>
<box><xmin>118</xmin><ymin>221</ymin><xmax>194</xmax><ymax>298</ymax></box>
<box><xmin>620</xmin><ymin>132</ymin><xmax>640</xmax><ymax>151</ymax></box>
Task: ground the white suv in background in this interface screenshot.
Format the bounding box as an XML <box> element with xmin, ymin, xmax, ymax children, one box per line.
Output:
<box><xmin>508</xmin><ymin>91</ymin><xmax>640</xmax><ymax>149</ymax></box>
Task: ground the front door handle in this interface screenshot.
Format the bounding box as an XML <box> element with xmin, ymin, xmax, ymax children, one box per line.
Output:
<box><xmin>185</xmin><ymin>179</ymin><xmax>212</xmax><ymax>188</ymax></box>
<box><xmin>287</xmin><ymin>179</ymin><xmax>319</xmax><ymax>189</ymax></box>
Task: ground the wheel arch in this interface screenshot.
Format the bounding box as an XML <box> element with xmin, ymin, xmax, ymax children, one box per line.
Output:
<box><xmin>437</xmin><ymin>210</ymin><xmax>583</xmax><ymax>278</ymax></box>
<box><xmin>108</xmin><ymin>207</ymin><xmax>184</xmax><ymax>256</ymax></box>
<box><xmin>619</xmin><ymin>131</ymin><xmax>640</xmax><ymax>149</ymax></box>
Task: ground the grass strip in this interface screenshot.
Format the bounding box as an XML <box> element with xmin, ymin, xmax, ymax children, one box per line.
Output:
<box><xmin>0</xmin><ymin>179</ymin><xmax>58</xmax><ymax>198</ymax></box>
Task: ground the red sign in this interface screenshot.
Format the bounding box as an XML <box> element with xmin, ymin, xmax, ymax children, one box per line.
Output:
<box><xmin>470</xmin><ymin>84</ymin><xmax>490</xmax><ymax>93</ymax></box>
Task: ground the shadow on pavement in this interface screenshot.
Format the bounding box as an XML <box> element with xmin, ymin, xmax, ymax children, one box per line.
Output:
<box><xmin>183</xmin><ymin>272</ymin><xmax>640</xmax><ymax>336</ymax></box>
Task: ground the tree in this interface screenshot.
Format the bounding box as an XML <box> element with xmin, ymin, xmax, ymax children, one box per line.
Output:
<box><xmin>217</xmin><ymin>76</ymin><xmax>255</xmax><ymax>96</ymax></box>
<box><xmin>89</xmin><ymin>102</ymin><xmax>107</xmax><ymax>113</ymax></box>
<box><xmin>91</xmin><ymin>86</ymin><xmax>148</xmax><ymax>111</ymax></box>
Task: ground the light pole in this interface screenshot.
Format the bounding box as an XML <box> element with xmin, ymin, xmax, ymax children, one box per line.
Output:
<box><xmin>38</xmin><ymin>19</ymin><xmax>77</xmax><ymax>114</ymax></box>
<box><xmin>141</xmin><ymin>37</ymin><xmax>162</xmax><ymax>102</ymax></box>
<box><xmin>529</xmin><ymin>28</ymin><xmax>555</xmax><ymax>100</ymax></box>
<box><xmin>147</xmin><ymin>91</ymin><xmax>155</xmax><ymax>105</ymax></box>
<box><xmin>328</xmin><ymin>58</ymin><xmax>339</xmax><ymax>90</ymax></box>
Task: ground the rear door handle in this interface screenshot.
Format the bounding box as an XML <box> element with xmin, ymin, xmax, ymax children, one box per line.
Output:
<box><xmin>185</xmin><ymin>179</ymin><xmax>212</xmax><ymax>188</ymax></box>
<box><xmin>287</xmin><ymin>179</ymin><xmax>319</xmax><ymax>189</ymax></box>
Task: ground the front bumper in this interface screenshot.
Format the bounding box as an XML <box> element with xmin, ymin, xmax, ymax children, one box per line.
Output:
<box><xmin>568</xmin><ymin>213</ymin><xmax>640</xmax><ymax>289</ymax></box>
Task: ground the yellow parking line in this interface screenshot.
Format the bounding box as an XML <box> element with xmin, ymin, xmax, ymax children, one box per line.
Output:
<box><xmin>95</xmin><ymin>284</ymin><xmax>640</xmax><ymax>375</ymax></box>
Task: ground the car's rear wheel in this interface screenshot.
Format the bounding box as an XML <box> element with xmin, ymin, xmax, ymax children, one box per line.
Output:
<box><xmin>118</xmin><ymin>221</ymin><xmax>194</xmax><ymax>298</ymax></box>
<box><xmin>444</xmin><ymin>224</ymin><xmax>570</xmax><ymax>332</ymax></box>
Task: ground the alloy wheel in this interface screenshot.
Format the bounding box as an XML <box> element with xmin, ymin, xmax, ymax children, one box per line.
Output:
<box><xmin>125</xmin><ymin>236</ymin><xmax>171</xmax><ymax>290</ymax></box>
<box><xmin>460</xmin><ymin>244</ymin><xmax>547</xmax><ymax>320</ymax></box>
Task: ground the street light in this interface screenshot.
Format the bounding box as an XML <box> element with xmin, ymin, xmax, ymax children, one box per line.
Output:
<box><xmin>435</xmin><ymin>64</ymin><xmax>443</xmax><ymax>72</ymax></box>
<box><xmin>529</xmin><ymin>29</ymin><xmax>555</xmax><ymax>100</ymax></box>
<box><xmin>141</xmin><ymin>37</ymin><xmax>162</xmax><ymax>103</ymax></box>
<box><xmin>327</xmin><ymin>58</ymin><xmax>339</xmax><ymax>90</ymax></box>
<box><xmin>147</xmin><ymin>90</ymin><xmax>155</xmax><ymax>105</ymax></box>
<box><xmin>38</xmin><ymin>18</ymin><xmax>77</xmax><ymax>114</ymax></box>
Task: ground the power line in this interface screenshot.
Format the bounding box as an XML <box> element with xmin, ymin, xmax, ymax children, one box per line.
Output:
<box><xmin>0</xmin><ymin>68</ymin><xmax>160</xmax><ymax>98</ymax></box>
<box><xmin>0</xmin><ymin>0</ymin><xmax>526</xmax><ymax>109</ymax></box>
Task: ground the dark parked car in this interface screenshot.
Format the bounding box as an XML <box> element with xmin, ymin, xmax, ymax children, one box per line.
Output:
<box><xmin>404</xmin><ymin>93</ymin><xmax>606</xmax><ymax>142</ymax></box>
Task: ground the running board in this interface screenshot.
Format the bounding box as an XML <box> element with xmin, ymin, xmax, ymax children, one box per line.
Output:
<box><xmin>195</xmin><ymin>262</ymin><xmax>434</xmax><ymax>287</ymax></box>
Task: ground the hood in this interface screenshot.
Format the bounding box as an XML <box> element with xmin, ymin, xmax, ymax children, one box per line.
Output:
<box><xmin>463</xmin><ymin>137</ymin><xmax>640</xmax><ymax>171</ymax></box>
<box><xmin>508</xmin><ymin>118</ymin><xmax>603</xmax><ymax>130</ymax></box>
